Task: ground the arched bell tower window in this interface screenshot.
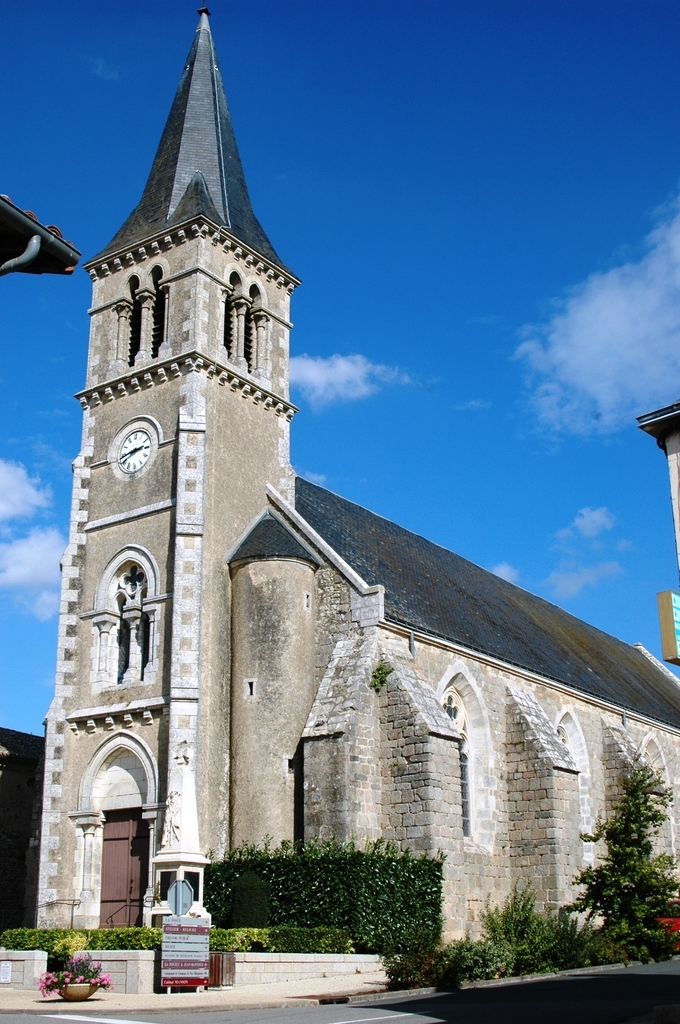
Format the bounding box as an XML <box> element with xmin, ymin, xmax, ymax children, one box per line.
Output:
<box><xmin>443</xmin><ymin>689</ymin><xmax>471</xmax><ymax>838</ymax></box>
<box><xmin>150</xmin><ymin>266</ymin><xmax>166</xmax><ymax>358</ymax></box>
<box><xmin>128</xmin><ymin>276</ymin><xmax>142</xmax><ymax>366</ymax></box>
<box><xmin>244</xmin><ymin>285</ymin><xmax>260</xmax><ymax>373</ymax></box>
<box><xmin>224</xmin><ymin>272</ymin><xmax>241</xmax><ymax>361</ymax></box>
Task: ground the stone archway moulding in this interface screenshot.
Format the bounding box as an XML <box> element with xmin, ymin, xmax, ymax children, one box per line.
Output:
<box><xmin>95</xmin><ymin>545</ymin><xmax>161</xmax><ymax>610</ymax></box>
<box><xmin>78</xmin><ymin>731</ymin><xmax>159</xmax><ymax>813</ymax></box>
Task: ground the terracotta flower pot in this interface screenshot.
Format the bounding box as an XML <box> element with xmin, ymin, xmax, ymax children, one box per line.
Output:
<box><xmin>58</xmin><ymin>983</ymin><xmax>99</xmax><ymax>1001</ymax></box>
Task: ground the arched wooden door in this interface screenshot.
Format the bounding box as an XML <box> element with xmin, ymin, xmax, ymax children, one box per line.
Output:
<box><xmin>99</xmin><ymin>808</ymin><xmax>149</xmax><ymax>927</ymax></box>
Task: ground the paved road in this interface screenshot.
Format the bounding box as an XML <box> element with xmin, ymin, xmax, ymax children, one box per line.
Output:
<box><xmin>3</xmin><ymin>961</ymin><xmax>680</xmax><ymax>1024</ymax></box>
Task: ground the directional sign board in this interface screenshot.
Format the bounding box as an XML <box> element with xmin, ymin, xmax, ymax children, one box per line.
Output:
<box><xmin>161</xmin><ymin>916</ymin><xmax>210</xmax><ymax>988</ymax></box>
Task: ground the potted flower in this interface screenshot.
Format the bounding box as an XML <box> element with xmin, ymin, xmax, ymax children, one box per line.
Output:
<box><xmin>38</xmin><ymin>955</ymin><xmax>113</xmax><ymax>1001</ymax></box>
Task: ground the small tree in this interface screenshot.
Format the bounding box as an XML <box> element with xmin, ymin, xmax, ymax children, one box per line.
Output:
<box><xmin>570</xmin><ymin>760</ymin><xmax>678</xmax><ymax>962</ymax></box>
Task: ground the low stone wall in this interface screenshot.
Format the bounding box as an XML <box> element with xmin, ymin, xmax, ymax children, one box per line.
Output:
<box><xmin>0</xmin><ymin>950</ymin><xmax>47</xmax><ymax>989</ymax></box>
<box><xmin>74</xmin><ymin>949</ymin><xmax>158</xmax><ymax>995</ymax></box>
<box><xmin>232</xmin><ymin>952</ymin><xmax>385</xmax><ymax>986</ymax></box>
<box><xmin>2</xmin><ymin>949</ymin><xmax>385</xmax><ymax>994</ymax></box>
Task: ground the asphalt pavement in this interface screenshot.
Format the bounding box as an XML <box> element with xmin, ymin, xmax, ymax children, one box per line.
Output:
<box><xmin>1</xmin><ymin>960</ymin><xmax>679</xmax><ymax>1024</ymax></box>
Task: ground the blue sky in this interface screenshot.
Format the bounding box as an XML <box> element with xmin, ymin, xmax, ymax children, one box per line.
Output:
<box><xmin>3</xmin><ymin>0</ymin><xmax>680</xmax><ymax>734</ymax></box>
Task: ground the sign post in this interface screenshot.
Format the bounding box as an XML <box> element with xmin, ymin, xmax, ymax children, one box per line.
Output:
<box><xmin>161</xmin><ymin>916</ymin><xmax>210</xmax><ymax>992</ymax></box>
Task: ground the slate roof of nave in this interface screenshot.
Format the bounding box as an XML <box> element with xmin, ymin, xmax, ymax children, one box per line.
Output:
<box><xmin>295</xmin><ymin>477</ymin><xmax>680</xmax><ymax>730</ymax></box>
<box><xmin>0</xmin><ymin>726</ymin><xmax>44</xmax><ymax>762</ymax></box>
<box><xmin>92</xmin><ymin>13</ymin><xmax>285</xmax><ymax>270</ymax></box>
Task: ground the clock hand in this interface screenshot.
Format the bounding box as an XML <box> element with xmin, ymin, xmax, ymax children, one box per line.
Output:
<box><xmin>124</xmin><ymin>443</ymin><xmax>149</xmax><ymax>458</ymax></box>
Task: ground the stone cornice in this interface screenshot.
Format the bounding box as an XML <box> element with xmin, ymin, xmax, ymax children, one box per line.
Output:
<box><xmin>83</xmin><ymin>216</ymin><xmax>301</xmax><ymax>294</ymax></box>
<box><xmin>76</xmin><ymin>352</ymin><xmax>298</xmax><ymax>421</ymax></box>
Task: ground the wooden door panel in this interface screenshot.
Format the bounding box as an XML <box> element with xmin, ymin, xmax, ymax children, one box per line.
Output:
<box><xmin>100</xmin><ymin>808</ymin><xmax>149</xmax><ymax>928</ymax></box>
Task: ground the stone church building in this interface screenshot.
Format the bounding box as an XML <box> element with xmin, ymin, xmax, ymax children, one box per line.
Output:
<box><xmin>38</xmin><ymin>11</ymin><xmax>680</xmax><ymax>936</ymax></box>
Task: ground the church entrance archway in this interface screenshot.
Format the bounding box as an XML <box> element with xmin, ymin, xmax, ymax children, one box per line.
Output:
<box><xmin>100</xmin><ymin>808</ymin><xmax>150</xmax><ymax>927</ymax></box>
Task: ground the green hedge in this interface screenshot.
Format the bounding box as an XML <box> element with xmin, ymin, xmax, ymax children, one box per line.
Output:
<box><xmin>0</xmin><ymin>925</ymin><xmax>352</xmax><ymax>959</ymax></box>
<box><xmin>210</xmin><ymin>927</ymin><xmax>354</xmax><ymax>953</ymax></box>
<box><xmin>205</xmin><ymin>838</ymin><xmax>444</xmax><ymax>953</ymax></box>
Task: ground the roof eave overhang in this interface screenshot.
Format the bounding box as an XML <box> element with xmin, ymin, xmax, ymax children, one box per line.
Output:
<box><xmin>0</xmin><ymin>196</ymin><xmax>81</xmax><ymax>275</ymax></box>
<box><xmin>637</xmin><ymin>401</ymin><xmax>680</xmax><ymax>446</ymax></box>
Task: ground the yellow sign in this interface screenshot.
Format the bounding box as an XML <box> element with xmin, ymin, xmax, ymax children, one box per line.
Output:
<box><xmin>657</xmin><ymin>591</ymin><xmax>680</xmax><ymax>665</ymax></box>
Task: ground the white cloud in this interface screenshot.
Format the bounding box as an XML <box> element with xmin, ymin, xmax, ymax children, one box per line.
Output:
<box><xmin>302</xmin><ymin>471</ymin><xmax>327</xmax><ymax>485</ymax></box>
<box><xmin>491</xmin><ymin>561</ymin><xmax>520</xmax><ymax>584</ymax></box>
<box><xmin>0</xmin><ymin>527</ymin><xmax>64</xmax><ymax>589</ymax></box>
<box><xmin>517</xmin><ymin>197</ymin><xmax>680</xmax><ymax>433</ymax></box>
<box><xmin>0</xmin><ymin>459</ymin><xmax>51</xmax><ymax>522</ymax></box>
<box><xmin>290</xmin><ymin>353</ymin><xmax>411</xmax><ymax>409</ymax></box>
<box><xmin>547</xmin><ymin>560</ymin><xmax>622</xmax><ymax>599</ymax></box>
<box><xmin>558</xmin><ymin>506</ymin><xmax>615</xmax><ymax>541</ymax></box>
<box><xmin>0</xmin><ymin>527</ymin><xmax>65</xmax><ymax>619</ymax></box>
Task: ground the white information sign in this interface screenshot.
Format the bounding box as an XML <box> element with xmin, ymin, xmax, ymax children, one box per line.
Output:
<box><xmin>161</xmin><ymin>916</ymin><xmax>210</xmax><ymax>988</ymax></box>
<box><xmin>0</xmin><ymin>961</ymin><xmax>11</xmax><ymax>984</ymax></box>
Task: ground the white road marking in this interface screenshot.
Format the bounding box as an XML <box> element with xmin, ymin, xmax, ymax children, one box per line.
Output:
<box><xmin>43</xmin><ymin>1009</ymin><xmax>418</xmax><ymax>1024</ymax></box>
<box><xmin>322</xmin><ymin>1015</ymin><xmax>416</xmax><ymax>1024</ymax></box>
<box><xmin>44</xmin><ymin>1016</ymin><xmax>155</xmax><ymax>1024</ymax></box>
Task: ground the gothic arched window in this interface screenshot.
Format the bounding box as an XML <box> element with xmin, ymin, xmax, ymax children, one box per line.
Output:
<box><xmin>91</xmin><ymin>549</ymin><xmax>160</xmax><ymax>691</ymax></box>
<box><xmin>128</xmin><ymin>276</ymin><xmax>142</xmax><ymax>366</ymax></box>
<box><xmin>443</xmin><ymin>689</ymin><xmax>471</xmax><ymax>837</ymax></box>
<box><xmin>150</xmin><ymin>266</ymin><xmax>166</xmax><ymax>358</ymax></box>
<box><xmin>115</xmin><ymin>564</ymin><xmax>151</xmax><ymax>685</ymax></box>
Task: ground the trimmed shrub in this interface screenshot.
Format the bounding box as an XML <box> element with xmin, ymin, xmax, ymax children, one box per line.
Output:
<box><xmin>2</xmin><ymin>925</ymin><xmax>353</xmax><ymax>959</ymax></box>
<box><xmin>87</xmin><ymin>927</ymin><xmax>162</xmax><ymax>951</ymax></box>
<box><xmin>268</xmin><ymin>926</ymin><xmax>354</xmax><ymax>954</ymax></box>
<box><xmin>205</xmin><ymin>838</ymin><xmax>443</xmax><ymax>953</ymax></box>
<box><xmin>229</xmin><ymin>871</ymin><xmax>270</xmax><ymax>927</ymax></box>
<box><xmin>0</xmin><ymin>929</ymin><xmax>83</xmax><ymax>966</ymax></box>
<box><xmin>209</xmin><ymin>928</ymin><xmax>268</xmax><ymax>952</ymax></box>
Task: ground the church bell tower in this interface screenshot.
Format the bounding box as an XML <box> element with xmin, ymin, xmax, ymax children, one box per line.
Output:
<box><xmin>37</xmin><ymin>10</ymin><xmax>299</xmax><ymax>928</ymax></box>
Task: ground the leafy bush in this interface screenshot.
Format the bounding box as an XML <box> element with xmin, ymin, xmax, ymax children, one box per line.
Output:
<box><xmin>436</xmin><ymin>936</ymin><xmax>514</xmax><ymax>987</ymax></box>
<box><xmin>229</xmin><ymin>871</ymin><xmax>271</xmax><ymax>927</ymax></box>
<box><xmin>482</xmin><ymin>885</ymin><xmax>596</xmax><ymax>974</ymax></box>
<box><xmin>383</xmin><ymin>935</ymin><xmax>513</xmax><ymax>990</ymax></box>
<box><xmin>381</xmin><ymin>886</ymin><xmax>598</xmax><ymax>991</ymax></box>
<box><xmin>205</xmin><ymin>837</ymin><xmax>443</xmax><ymax>953</ymax></box>
<box><xmin>570</xmin><ymin>761</ymin><xmax>678</xmax><ymax>963</ymax></box>
<box><xmin>382</xmin><ymin>945</ymin><xmax>441</xmax><ymax>989</ymax></box>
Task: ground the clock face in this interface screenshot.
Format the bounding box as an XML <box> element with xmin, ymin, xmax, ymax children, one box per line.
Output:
<box><xmin>119</xmin><ymin>429</ymin><xmax>152</xmax><ymax>473</ymax></box>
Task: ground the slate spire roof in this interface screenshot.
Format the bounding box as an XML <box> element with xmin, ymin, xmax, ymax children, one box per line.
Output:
<box><xmin>95</xmin><ymin>12</ymin><xmax>284</xmax><ymax>269</ymax></box>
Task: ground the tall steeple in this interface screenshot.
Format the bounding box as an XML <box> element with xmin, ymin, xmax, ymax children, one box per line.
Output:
<box><xmin>97</xmin><ymin>10</ymin><xmax>283</xmax><ymax>269</ymax></box>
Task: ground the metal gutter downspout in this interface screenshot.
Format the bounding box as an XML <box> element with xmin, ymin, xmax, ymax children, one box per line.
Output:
<box><xmin>0</xmin><ymin>233</ymin><xmax>41</xmax><ymax>277</ymax></box>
